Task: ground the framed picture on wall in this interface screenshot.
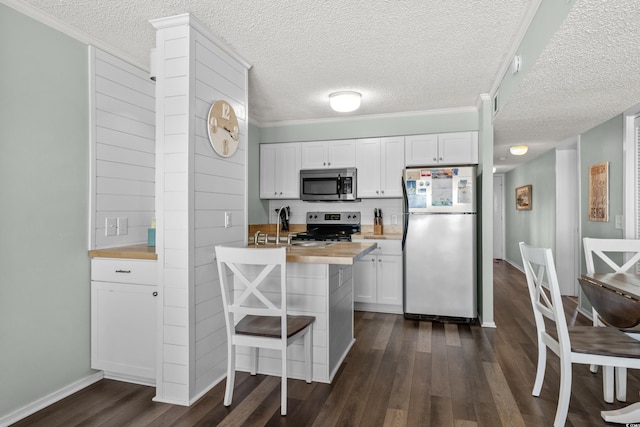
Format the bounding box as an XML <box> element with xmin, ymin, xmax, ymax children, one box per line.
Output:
<box><xmin>515</xmin><ymin>185</ymin><xmax>532</xmax><ymax>210</ymax></box>
<box><xmin>588</xmin><ymin>161</ymin><xmax>609</xmax><ymax>222</ymax></box>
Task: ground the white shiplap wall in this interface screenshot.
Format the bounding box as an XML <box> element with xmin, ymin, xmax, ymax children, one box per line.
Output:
<box><xmin>151</xmin><ymin>13</ymin><xmax>250</xmax><ymax>405</ymax></box>
<box><xmin>89</xmin><ymin>47</ymin><xmax>155</xmax><ymax>248</ymax></box>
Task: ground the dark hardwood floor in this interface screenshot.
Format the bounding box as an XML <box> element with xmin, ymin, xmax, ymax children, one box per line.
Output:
<box><xmin>12</xmin><ymin>261</ymin><xmax>638</xmax><ymax>426</ymax></box>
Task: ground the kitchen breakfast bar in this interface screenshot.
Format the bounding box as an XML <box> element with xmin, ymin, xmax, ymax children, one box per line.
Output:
<box><xmin>238</xmin><ymin>241</ymin><xmax>377</xmax><ymax>383</ymax></box>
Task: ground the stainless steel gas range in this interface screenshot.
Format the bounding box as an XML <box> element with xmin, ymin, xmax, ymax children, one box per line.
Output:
<box><xmin>291</xmin><ymin>211</ymin><xmax>361</xmax><ymax>242</ymax></box>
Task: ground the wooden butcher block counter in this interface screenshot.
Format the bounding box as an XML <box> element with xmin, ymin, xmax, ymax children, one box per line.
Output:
<box><xmin>246</xmin><ymin>241</ymin><xmax>377</xmax><ymax>265</ymax></box>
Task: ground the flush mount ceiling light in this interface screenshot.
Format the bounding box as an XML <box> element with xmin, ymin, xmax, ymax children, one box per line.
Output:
<box><xmin>329</xmin><ymin>91</ymin><xmax>361</xmax><ymax>112</ymax></box>
<box><xmin>510</xmin><ymin>145</ymin><xmax>529</xmax><ymax>156</ymax></box>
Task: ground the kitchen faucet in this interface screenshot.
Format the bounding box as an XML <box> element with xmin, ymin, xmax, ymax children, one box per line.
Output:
<box><xmin>275</xmin><ymin>206</ymin><xmax>290</xmax><ymax>245</ymax></box>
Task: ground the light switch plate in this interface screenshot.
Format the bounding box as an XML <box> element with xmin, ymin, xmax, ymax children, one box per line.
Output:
<box><xmin>105</xmin><ymin>217</ymin><xmax>117</xmax><ymax>236</ymax></box>
<box><xmin>117</xmin><ymin>217</ymin><xmax>128</xmax><ymax>235</ymax></box>
<box><xmin>615</xmin><ymin>214</ymin><xmax>623</xmax><ymax>230</ymax></box>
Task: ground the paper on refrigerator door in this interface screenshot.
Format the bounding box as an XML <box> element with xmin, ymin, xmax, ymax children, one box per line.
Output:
<box><xmin>458</xmin><ymin>179</ymin><xmax>472</xmax><ymax>204</ymax></box>
<box><xmin>431</xmin><ymin>168</ymin><xmax>455</xmax><ymax>206</ymax></box>
<box><xmin>406</xmin><ymin>179</ymin><xmax>427</xmax><ymax>208</ymax></box>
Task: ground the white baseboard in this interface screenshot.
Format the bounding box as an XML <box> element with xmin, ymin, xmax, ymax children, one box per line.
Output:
<box><xmin>0</xmin><ymin>372</ymin><xmax>104</xmax><ymax>427</ymax></box>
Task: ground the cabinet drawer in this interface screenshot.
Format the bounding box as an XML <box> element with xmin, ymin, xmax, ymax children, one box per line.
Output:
<box><xmin>91</xmin><ymin>258</ymin><xmax>157</xmax><ymax>285</ymax></box>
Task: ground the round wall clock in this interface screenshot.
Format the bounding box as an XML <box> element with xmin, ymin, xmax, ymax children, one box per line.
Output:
<box><xmin>207</xmin><ymin>100</ymin><xmax>239</xmax><ymax>157</ymax></box>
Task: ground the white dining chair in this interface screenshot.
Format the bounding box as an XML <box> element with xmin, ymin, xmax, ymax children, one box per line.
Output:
<box><xmin>520</xmin><ymin>242</ymin><xmax>640</xmax><ymax>427</ymax></box>
<box><xmin>215</xmin><ymin>245</ymin><xmax>315</xmax><ymax>416</ymax></box>
<box><xmin>583</xmin><ymin>237</ymin><xmax>640</xmax><ymax>402</ymax></box>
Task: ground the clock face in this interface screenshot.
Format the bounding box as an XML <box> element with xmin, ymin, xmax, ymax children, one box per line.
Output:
<box><xmin>207</xmin><ymin>100</ymin><xmax>239</xmax><ymax>157</ymax></box>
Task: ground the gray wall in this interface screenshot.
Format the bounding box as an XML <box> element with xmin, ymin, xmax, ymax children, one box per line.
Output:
<box><xmin>259</xmin><ymin>109</ymin><xmax>478</xmax><ymax>143</ymax></box>
<box><xmin>578</xmin><ymin>114</ymin><xmax>624</xmax><ymax>311</ymax></box>
<box><xmin>503</xmin><ymin>114</ymin><xmax>625</xmax><ymax>275</ymax></box>
<box><xmin>580</xmin><ymin>114</ymin><xmax>624</xmax><ymax>245</ymax></box>
<box><xmin>0</xmin><ymin>4</ymin><xmax>92</xmax><ymax>418</ymax></box>
<box><xmin>504</xmin><ymin>149</ymin><xmax>557</xmax><ymax>267</ymax></box>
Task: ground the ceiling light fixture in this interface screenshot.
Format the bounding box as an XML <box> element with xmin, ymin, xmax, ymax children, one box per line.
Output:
<box><xmin>510</xmin><ymin>145</ymin><xmax>529</xmax><ymax>156</ymax></box>
<box><xmin>329</xmin><ymin>91</ymin><xmax>361</xmax><ymax>112</ymax></box>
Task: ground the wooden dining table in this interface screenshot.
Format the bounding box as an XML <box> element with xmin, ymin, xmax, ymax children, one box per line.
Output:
<box><xmin>578</xmin><ymin>272</ymin><xmax>640</xmax><ymax>424</ymax></box>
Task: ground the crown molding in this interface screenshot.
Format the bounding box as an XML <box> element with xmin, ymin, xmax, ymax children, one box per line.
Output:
<box><xmin>2</xmin><ymin>0</ymin><xmax>149</xmax><ymax>71</ymax></box>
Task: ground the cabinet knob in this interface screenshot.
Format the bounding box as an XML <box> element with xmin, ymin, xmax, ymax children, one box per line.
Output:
<box><xmin>376</xmin><ymin>190</ymin><xmax>379</xmax><ymax>194</ymax></box>
<box><xmin>328</xmin><ymin>162</ymin><xmax>331</xmax><ymax>166</ymax></box>
<box><xmin>279</xmin><ymin>192</ymin><xmax>283</xmax><ymax>195</ymax></box>
<box><xmin>439</xmin><ymin>157</ymin><xmax>443</xmax><ymax>161</ymax></box>
<box><xmin>378</xmin><ymin>259</ymin><xmax>382</xmax><ymax>262</ymax></box>
<box><xmin>153</xmin><ymin>291</ymin><xmax>158</xmax><ymax>297</ymax></box>
<box><xmin>323</xmin><ymin>162</ymin><xmax>326</xmax><ymax>166</ymax></box>
<box><xmin>371</xmin><ymin>258</ymin><xmax>375</xmax><ymax>262</ymax></box>
<box><xmin>433</xmin><ymin>157</ymin><xmax>437</xmax><ymax>161</ymax></box>
<box><xmin>381</xmin><ymin>190</ymin><xmax>384</xmax><ymax>194</ymax></box>
<box><xmin>274</xmin><ymin>192</ymin><xmax>277</xmax><ymax>195</ymax></box>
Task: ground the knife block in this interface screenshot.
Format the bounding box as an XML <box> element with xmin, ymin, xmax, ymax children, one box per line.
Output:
<box><xmin>374</xmin><ymin>218</ymin><xmax>383</xmax><ymax>235</ymax></box>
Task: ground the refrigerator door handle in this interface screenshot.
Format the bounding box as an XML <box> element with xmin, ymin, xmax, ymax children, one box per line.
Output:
<box><xmin>401</xmin><ymin>176</ymin><xmax>409</xmax><ymax>250</ymax></box>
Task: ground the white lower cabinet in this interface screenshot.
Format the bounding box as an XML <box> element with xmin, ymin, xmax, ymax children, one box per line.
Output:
<box><xmin>353</xmin><ymin>239</ymin><xmax>403</xmax><ymax>314</ymax></box>
<box><xmin>91</xmin><ymin>258</ymin><xmax>157</xmax><ymax>385</ymax></box>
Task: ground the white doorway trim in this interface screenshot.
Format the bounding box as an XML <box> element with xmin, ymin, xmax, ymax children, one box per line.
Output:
<box><xmin>555</xmin><ymin>139</ymin><xmax>579</xmax><ymax>296</ymax></box>
<box><xmin>623</xmin><ymin>103</ymin><xmax>640</xmax><ymax>240</ymax></box>
<box><xmin>493</xmin><ymin>174</ymin><xmax>505</xmax><ymax>260</ymax></box>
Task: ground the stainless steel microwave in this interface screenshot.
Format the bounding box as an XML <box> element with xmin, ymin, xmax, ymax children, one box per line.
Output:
<box><xmin>300</xmin><ymin>168</ymin><xmax>359</xmax><ymax>202</ymax></box>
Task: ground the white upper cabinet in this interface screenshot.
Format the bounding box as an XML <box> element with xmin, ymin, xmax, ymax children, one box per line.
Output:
<box><xmin>405</xmin><ymin>131</ymin><xmax>478</xmax><ymax>166</ymax></box>
<box><xmin>356</xmin><ymin>137</ymin><xmax>405</xmax><ymax>198</ymax></box>
<box><xmin>260</xmin><ymin>143</ymin><xmax>301</xmax><ymax>199</ymax></box>
<box><xmin>301</xmin><ymin>139</ymin><xmax>356</xmax><ymax>169</ymax></box>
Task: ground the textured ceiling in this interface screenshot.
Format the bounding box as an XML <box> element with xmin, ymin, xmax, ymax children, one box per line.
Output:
<box><xmin>493</xmin><ymin>0</ymin><xmax>640</xmax><ymax>171</ymax></box>
<box><xmin>10</xmin><ymin>0</ymin><xmax>640</xmax><ymax>172</ymax></box>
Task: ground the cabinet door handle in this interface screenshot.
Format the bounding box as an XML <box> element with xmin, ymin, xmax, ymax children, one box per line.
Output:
<box><xmin>153</xmin><ymin>291</ymin><xmax>158</xmax><ymax>297</ymax></box>
<box><xmin>115</xmin><ymin>269</ymin><xmax>131</xmax><ymax>274</ymax></box>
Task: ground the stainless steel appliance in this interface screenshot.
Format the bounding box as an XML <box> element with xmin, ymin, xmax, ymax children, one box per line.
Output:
<box><xmin>292</xmin><ymin>211</ymin><xmax>361</xmax><ymax>242</ymax></box>
<box><xmin>402</xmin><ymin>166</ymin><xmax>477</xmax><ymax>321</ymax></box>
<box><xmin>300</xmin><ymin>168</ymin><xmax>358</xmax><ymax>202</ymax></box>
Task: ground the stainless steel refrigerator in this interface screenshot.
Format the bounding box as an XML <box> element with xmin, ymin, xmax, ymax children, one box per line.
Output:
<box><xmin>402</xmin><ymin>166</ymin><xmax>477</xmax><ymax>321</ymax></box>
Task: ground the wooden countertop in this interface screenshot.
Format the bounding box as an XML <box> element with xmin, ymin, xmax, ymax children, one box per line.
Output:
<box><xmin>88</xmin><ymin>242</ymin><xmax>375</xmax><ymax>265</ymax></box>
<box><xmin>246</xmin><ymin>241</ymin><xmax>378</xmax><ymax>265</ymax></box>
<box><xmin>89</xmin><ymin>244</ymin><xmax>157</xmax><ymax>260</ymax></box>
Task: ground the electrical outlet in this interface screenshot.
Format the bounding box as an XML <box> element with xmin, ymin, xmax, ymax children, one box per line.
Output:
<box><xmin>117</xmin><ymin>217</ymin><xmax>128</xmax><ymax>235</ymax></box>
<box><xmin>391</xmin><ymin>214</ymin><xmax>398</xmax><ymax>225</ymax></box>
<box><xmin>224</xmin><ymin>212</ymin><xmax>231</xmax><ymax>228</ymax></box>
<box><xmin>105</xmin><ymin>217</ymin><xmax>117</xmax><ymax>236</ymax></box>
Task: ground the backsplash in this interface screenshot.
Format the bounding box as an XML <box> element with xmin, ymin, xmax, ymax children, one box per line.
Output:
<box><xmin>267</xmin><ymin>198</ymin><xmax>403</xmax><ymax>226</ymax></box>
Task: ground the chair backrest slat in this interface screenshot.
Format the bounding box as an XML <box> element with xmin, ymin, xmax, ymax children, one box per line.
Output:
<box><xmin>520</xmin><ymin>242</ymin><xmax>570</xmax><ymax>353</ymax></box>
<box><xmin>584</xmin><ymin>237</ymin><xmax>640</xmax><ymax>274</ymax></box>
<box><xmin>215</xmin><ymin>246</ymin><xmax>288</xmax><ymax>339</ymax></box>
